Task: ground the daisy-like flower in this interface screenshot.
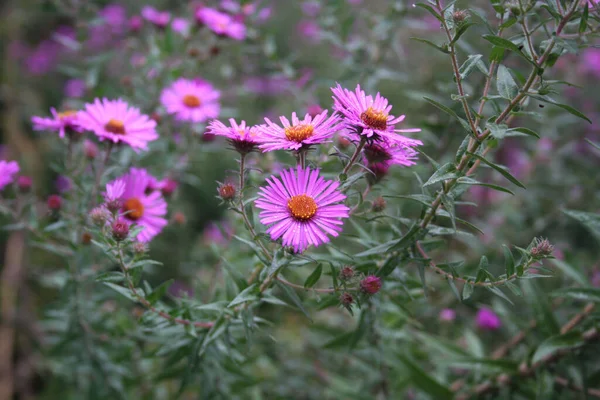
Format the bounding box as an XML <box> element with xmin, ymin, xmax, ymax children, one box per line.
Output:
<box><xmin>331</xmin><ymin>83</ymin><xmax>422</xmax><ymax>146</ymax></box>
<box><xmin>105</xmin><ymin>168</ymin><xmax>167</xmax><ymax>242</ymax></box>
<box><xmin>255</xmin><ymin>110</ymin><xmax>341</xmax><ymax>152</ymax></box>
<box><xmin>195</xmin><ymin>7</ymin><xmax>246</xmax><ymax>40</ymax></box>
<box><xmin>77</xmin><ymin>98</ymin><xmax>158</xmax><ymax>151</ymax></box>
<box><xmin>256</xmin><ymin>166</ymin><xmax>349</xmax><ymax>253</ymax></box>
<box><xmin>104</xmin><ymin>179</ymin><xmax>125</xmax><ymax>203</ymax></box>
<box><xmin>160</xmin><ymin>78</ymin><xmax>221</xmax><ymax>123</ymax></box>
<box><xmin>32</xmin><ymin>108</ymin><xmax>83</xmax><ymax>138</ymax></box>
<box><xmin>0</xmin><ymin>160</ymin><xmax>19</xmax><ymax>190</ymax></box>
<box><xmin>207</xmin><ymin>118</ymin><xmax>258</xmax><ymax>154</ymax></box>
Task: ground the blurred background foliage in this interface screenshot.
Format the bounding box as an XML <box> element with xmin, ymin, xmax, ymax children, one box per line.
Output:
<box><xmin>1</xmin><ymin>0</ymin><xmax>600</xmax><ymax>399</ymax></box>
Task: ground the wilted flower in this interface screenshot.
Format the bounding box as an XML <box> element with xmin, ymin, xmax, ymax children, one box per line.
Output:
<box><xmin>47</xmin><ymin>195</ymin><xmax>62</xmax><ymax>211</ymax></box>
<box><xmin>90</xmin><ymin>207</ymin><xmax>110</xmax><ymax>226</ymax></box>
<box><xmin>331</xmin><ymin>84</ymin><xmax>422</xmax><ymax>146</ymax></box>
<box><xmin>77</xmin><ymin>99</ymin><xmax>158</xmax><ymax>152</ymax></box>
<box><xmin>32</xmin><ymin>108</ymin><xmax>82</xmax><ymax>138</ymax></box>
<box><xmin>133</xmin><ymin>241</ymin><xmax>148</xmax><ymax>254</ymax></box>
<box><xmin>195</xmin><ymin>7</ymin><xmax>246</xmax><ymax>40</ymax></box>
<box><xmin>476</xmin><ymin>307</ymin><xmax>501</xmax><ymax>330</ymax></box>
<box><xmin>360</xmin><ymin>275</ymin><xmax>382</xmax><ymax>294</ymax></box>
<box><xmin>255</xmin><ymin>110</ymin><xmax>341</xmax><ymax>152</ymax></box>
<box><xmin>161</xmin><ymin>78</ymin><xmax>221</xmax><ymax>123</ymax></box>
<box><xmin>105</xmin><ymin>169</ymin><xmax>168</xmax><ymax>242</ymax></box>
<box><xmin>439</xmin><ymin>308</ymin><xmax>456</xmax><ymax>322</ymax></box>
<box><xmin>207</xmin><ymin>118</ymin><xmax>258</xmax><ymax>154</ymax></box>
<box><xmin>0</xmin><ymin>160</ymin><xmax>19</xmax><ymax>190</ymax></box>
<box><xmin>256</xmin><ymin>166</ymin><xmax>350</xmax><ymax>253</ymax></box>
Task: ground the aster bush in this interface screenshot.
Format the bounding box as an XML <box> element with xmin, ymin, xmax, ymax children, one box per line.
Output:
<box><xmin>2</xmin><ymin>0</ymin><xmax>600</xmax><ymax>399</ymax></box>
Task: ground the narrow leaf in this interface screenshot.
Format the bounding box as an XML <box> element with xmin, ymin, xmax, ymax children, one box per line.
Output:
<box><xmin>467</xmin><ymin>152</ymin><xmax>526</xmax><ymax>188</ymax></box>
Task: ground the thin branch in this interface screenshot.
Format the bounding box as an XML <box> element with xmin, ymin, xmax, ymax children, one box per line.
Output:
<box><xmin>342</xmin><ymin>137</ymin><xmax>366</xmax><ymax>176</ymax></box>
<box><xmin>554</xmin><ymin>376</ymin><xmax>600</xmax><ymax>398</ymax></box>
<box><xmin>276</xmin><ymin>276</ymin><xmax>340</xmax><ymax>293</ymax></box>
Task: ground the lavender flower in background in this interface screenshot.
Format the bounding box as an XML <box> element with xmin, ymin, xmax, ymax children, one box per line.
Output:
<box><xmin>161</xmin><ymin>78</ymin><xmax>221</xmax><ymax>123</ymax></box>
<box><xmin>141</xmin><ymin>6</ymin><xmax>171</xmax><ymax>28</ymax></box>
<box><xmin>171</xmin><ymin>18</ymin><xmax>191</xmax><ymax>36</ymax></box>
<box><xmin>0</xmin><ymin>160</ymin><xmax>19</xmax><ymax>190</ymax></box>
<box><xmin>32</xmin><ymin>109</ymin><xmax>82</xmax><ymax>138</ymax></box>
<box><xmin>64</xmin><ymin>79</ymin><xmax>86</xmax><ymax>98</ymax></box>
<box><xmin>476</xmin><ymin>308</ymin><xmax>501</xmax><ymax>331</ymax></box>
<box><xmin>439</xmin><ymin>308</ymin><xmax>456</xmax><ymax>322</ymax></box>
<box><xmin>196</xmin><ymin>7</ymin><xmax>247</xmax><ymax>40</ymax></box>
<box><xmin>55</xmin><ymin>175</ymin><xmax>72</xmax><ymax>193</ymax></box>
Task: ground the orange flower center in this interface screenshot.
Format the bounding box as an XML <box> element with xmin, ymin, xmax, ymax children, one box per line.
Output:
<box><xmin>58</xmin><ymin>110</ymin><xmax>77</xmax><ymax>119</ymax></box>
<box><xmin>183</xmin><ymin>94</ymin><xmax>201</xmax><ymax>108</ymax></box>
<box><xmin>360</xmin><ymin>107</ymin><xmax>388</xmax><ymax>130</ymax></box>
<box><xmin>284</xmin><ymin>124</ymin><xmax>314</xmax><ymax>143</ymax></box>
<box><xmin>287</xmin><ymin>194</ymin><xmax>317</xmax><ymax>221</ymax></box>
<box><xmin>123</xmin><ymin>198</ymin><xmax>144</xmax><ymax>221</ymax></box>
<box><xmin>104</xmin><ymin>119</ymin><xmax>126</xmax><ymax>135</ymax></box>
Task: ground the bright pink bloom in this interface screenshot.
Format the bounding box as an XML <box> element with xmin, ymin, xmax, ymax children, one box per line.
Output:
<box><xmin>256</xmin><ymin>166</ymin><xmax>349</xmax><ymax>253</ymax></box>
<box><xmin>195</xmin><ymin>7</ymin><xmax>246</xmax><ymax>40</ymax></box>
<box><xmin>331</xmin><ymin>83</ymin><xmax>422</xmax><ymax>146</ymax></box>
<box><xmin>160</xmin><ymin>78</ymin><xmax>221</xmax><ymax>123</ymax></box>
<box><xmin>360</xmin><ymin>275</ymin><xmax>382</xmax><ymax>294</ymax></box>
<box><xmin>100</xmin><ymin>4</ymin><xmax>127</xmax><ymax>34</ymax></box>
<box><xmin>141</xmin><ymin>6</ymin><xmax>171</xmax><ymax>28</ymax></box>
<box><xmin>129</xmin><ymin>15</ymin><xmax>143</xmax><ymax>31</ymax></box>
<box><xmin>171</xmin><ymin>18</ymin><xmax>191</xmax><ymax>36</ymax></box>
<box><xmin>17</xmin><ymin>176</ymin><xmax>32</xmax><ymax>192</ymax></box>
<box><xmin>47</xmin><ymin>195</ymin><xmax>62</xmax><ymax>211</ymax></box>
<box><xmin>106</xmin><ymin>169</ymin><xmax>168</xmax><ymax>242</ymax></box>
<box><xmin>104</xmin><ymin>179</ymin><xmax>125</xmax><ymax>203</ymax></box>
<box><xmin>255</xmin><ymin>110</ymin><xmax>341</xmax><ymax>152</ymax></box>
<box><xmin>207</xmin><ymin>118</ymin><xmax>258</xmax><ymax>154</ymax></box>
<box><xmin>32</xmin><ymin>108</ymin><xmax>82</xmax><ymax>138</ymax></box>
<box><xmin>0</xmin><ymin>160</ymin><xmax>19</xmax><ymax>190</ymax></box>
<box><xmin>77</xmin><ymin>98</ymin><xmax>158</xmax><ymax>151</ymax></box>
<box><xmin>476</xmin><ymin>307</ymin><xmax>501</xmax><ymax>330</ymax></box>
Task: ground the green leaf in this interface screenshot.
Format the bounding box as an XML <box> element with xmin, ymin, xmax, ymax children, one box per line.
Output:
<box><xmin>414</xmin><ymin>3</ymin><xmax>444</xmax><ymax>22</ymax></box>
<box><xmin>503</xmin><ymin>245</ymin><xmax>515</xmax><ymax>277</ymax></box>
<box><xmin>227</xmin><ymin>284</ymin><xmax>258</xmax><ymax>307</ymax></box>
<box><xmin>486</xmin><ymin>286</ymin><xmax>514</xmax><ymax>305</ymax></box>
<box><xmin>423</xmin><ymin>163</ymin><xmax>459</xmax><ymax>187</ymax></box>
<box><xmin>147</xmin><ymin>279</ymin><xmax>174</xmax><ymax>305</ymax></box>
<box><xmin>462</xmin><ymin>282</ymin><xmax>473</xmax><ymax>300</ymax></box>
<box><xmin>563</xmin><ymin>209</ymin><xmax>600</xmax><ymax>242</ymax></box>
<box><xmin>482</xmin><ymin>34</ymin><xmax>535</xmax><ymax>66</ymax></box>
<box><xmin>410</xmin><ymin>37</ymin><xmax>450</xmax><ymax>54</ymax></box>
<box><xmin>487</xmin><ymin>122</ymin><xmax>509</xmax><ymax>139</ymax></box>
<box><xmin>397</xmin><ymin>355</ymin><xmax>453</xmax><ymax>398</ymax></box>
<box><xmin>506</xmin><ymin>127</ymin><xmax>540</xmax><ymax>138</ymax></box>
<box><xmin>423</xmin><ymin>96</ymin><xmax>473</xmax><ymax>134</ymax></box>
<box><xmin>103</xmin><ymin>282</ymin><xmax>136</xmax><ymax>302</ymax></box>
<box><xmin>441</xmin><ymin>194</ymin><xmax>456</xmax><ymax>231</ymax></box>
<box><xmin>459</xmin><ymin>54</ymin><xmax>485</xmax><ymax>80</ymax></box>
<box><xmin>528</xmin><ymin>95</ymin><xmax>592</xmax><ymax>123</ymax></box>
<box><xmin>580</xmin><ymin>4</ymin><xmax>589</xmax><ymax>34</ymax></box>
<box><xmin>452</xmin><ymin>357</ymin><xmax>518</xmax><ymax>372</ymax></box>
<box><xmin>456</xmin><ymin>177</ymin><xmax>515</xmax><ymax>195</ymax></box>
<box><xmin>551</xmin><ymin>288</ymin><xmax>600</xmax><ymax>302</ymax></box>
<box><xmin>586</xmin><ymin>139</ymin><xmax>600</xmax><ymax>151</ymax></box>
<box><xmin>276</xmin><ymin>281</ymin><xmax>312</xmax><ymax>321</ymax></box>
<box><xmin>95</xmin><ymin>271</ymin><xmax>125</xmax><ymax>283</ymax></box>
<box><xmin>451</xmin><ymin>22</ymin><xmax>476</xmax><ymax>44</ymax></box>
<box><xmin>377</xmin><ymin>255</ymin><xmax>399</xmax><ymax>278</ymax></box>
<box><xmin>496</xmin><ymin>65</ymin><xmax>518</xmax><ymax>99</ymax></box>
<box><xmin>532</xmin><ymin>332</ymin><xmax>584</xmax><ymax>365</ymax></box>
<box><xmin>551</xmin><ymin>259</ymin><xmax>588</xmax><ymax>286</ymax></box>
<box><xmin>467</xmin><ymin>152</ymin><xmax>526</xmax><ymax>188</ymax></box>
<box><xmin>304</xmin><ymin>264</ymin><xmax>323</xmax><ymax>288</ymax></box>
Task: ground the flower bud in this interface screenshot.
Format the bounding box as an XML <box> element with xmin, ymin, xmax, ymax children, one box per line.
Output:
<box><xmin>81</xmin><ymin>232</ymin><xmax>92</xmax><ymax>245</ymax></box>
<box><xmin>188</xmin><ymin>47</ymin><xmax>201</xmax><ymax>58</ymax></box>
<box><xmin>161</xmin><ymin>179</ymin><xmax>178</xmax><ymax>197</ymax></box>
<box><xmin>173</xmin><ymin>211</ymin><xmax>186</xmax><ymax>225</ymax></box>
<box><xmin>338</xmin><ymin>137</ymin><xmax>351</xmax><ymax>150</ymax></box>
<box><xmin>307</xmin><ymin>104</ymin><xmax>323</xmax><ymax>118</ymax></box>
<box><xmin>452</xmin><ymin>9</ymin><xmax>469</xmax><ymax>25</ymax></box>
<box><xmin>150</xmin><ymin>112</ymin><xmax>161</xmax><ymax>124</ymax></box>
<box><xmin>531</xmin><ymin>237</ymin><xmax>554</xmax><ymax>257</ymax></box>
<box><xmin>210</xmin><ymin>46</ymin><xmax>220</xmax><ymax>56</ymax></box>
<box><xmin>133</xmin><ymin>241</ymin><xmax>148</xmax><ymax>254</ymax></box>
<box><xmin>17</xmin><ymin>176</ymin><xmax>32</xmax><ymax>193</ymax></box>
<box><xmin>84</xmin><ymin>139</ymin><xmax>99</xmax><ymax>159</ymax></box>
<box><xmin>106</xmin><ymin>199</ymin><xmax>122</xmax><ymax>214</ymax></box>
<box><xmin>111</xmin><ymin>219</ymin><xmax>130</xmax><ymax>241</ymax></box>
<box><xmin>90</xmin><ymin>207</ymin><xmax>110</xmax><ymax>226</ymax></box>
<box><xmin>218</xmin><ymin>183</ymin><xmax>236</xmax><ymax>201</ymax></box>
<box><xmin>202</xmin><ymin>132</ymin><xmax>217</xmax><ymax>142</ymax></box>
<box><xmin>47</xmin><ymin>195</ymin><xmax>62</xmax><ymax>211</ymax></box>
<box><xmin>372</xmin><ymin>196</ymin><xmax>386</xmax><ymax>212</ymax></box>
<box><xmin>339</xmin><ymin>266</ymin><xmax>355</xmax><ymax>281</ymax></box>
<box><xmin>340</xmin><ymin>292</ymin><xmax>354</xmax><ymax>306</ymax></box>
<box><xmin>366</xmin><ymin>162</ymin><xmax>389</xmax><ymax>185</ymax></box>
<box><xmin>439</xmin><ymin>308</ymin><xmax>456</xmax><ymax>322</ymax></box>
<box><xmin>476</xmin><ymin>307</ymin><xmax>501</xmax><ymax>330</ymax></box>
<box><xmin>360</xmin><ymin>275</ymin><xmax>382</xmax><ymax>294</ymax></box>
<box><xmin>129</xmin><ymin>15</ymin><xmax>143</xmax><ymax>32</ymax></box>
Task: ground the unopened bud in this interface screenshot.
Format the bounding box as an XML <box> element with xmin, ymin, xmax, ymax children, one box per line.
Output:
<box><xmin>111</xmin><ymin>219</ymin><xmax>130</xmax><ymax>241</ymax></box>
<box><xmin>360</xmin><ymin>275</ymin><xmax>382</xmax><ymax>294</ymax></box>
<box><xmin>340</xmin><ymin>292</ymin><xmax>354</xmax><ymax>306</ymax></box>
<box><xmin>338</xmin><ymin>137</ymin><xmax>351</xmax><ymax>150</ymax></box>
<box><xmin>188</xmin><ymin>48</ymin><xmax>201</xmax><ymax>57</ymax></box>
<box><xmin>372</xmin><ymin>196</ymin><xmax>386</xmax><ymax>212</ymax></box>
<box><xmin>150</xmin><ymin>112</ymin><xmax>161</xmax><ymax>124</ymax></box>
<box><xmin>161</xmin><ymin>179</ymin><xmax>178</xmax><ymax>197</ymax></box>
<box><xmin>218</xmin><ymin>183</ymin><xmax>236</xmax><ymax>201</ymax></box>
<box><xmin>17</xmin><ymin>176</ymin><xmax>32</xmax><ymax>192</ymax></box>
<box><xmin>339</xmin><ymin>266</ymin><xmax>355</xmax><ymax>281</ymax></box>
<box><xmin>47</xmin><ymin>195</ymin><xmax>62</xmax><ymax>211</ymax></box>
<box><xmin>84</xmin><ymin>139</ymin><xmax>98</xmax><ymax>159</ymax></box>
<box><xmin>307</xmin><ymin>104</ymin><xmax>323</xmax><ymax>118</ymax></box>
<box><xmin>531</xmin><ymin>237</ymin><xmax>554</xmax><ymax>257</ymax></box>
<box><xmin>106</xmin><ymin>199</ymin><xmax>122</xmax><ymax>214</ymax></box>
<box><xmin>133</xmin><ymin>241</ymin><xmax>148</xmax><ymax>254</ymax></box>
<box><xmin>452</xmin><ymin>9</ymin><xmax>469</xmax><ymax>24</ymax></box>
<box><xmin>90</xmin><ymin>207</ymin><xmax>110</xmax><ymax>226</ymax></box>
<box><xmin>81</xmin><ymin>232</ymin><xmax>92</xmax><ymax>245</ymax></box>
<box><xmin>173</xmin><ymin>211</ymin><xmax>186</xmax><ymax>225</ymax></box>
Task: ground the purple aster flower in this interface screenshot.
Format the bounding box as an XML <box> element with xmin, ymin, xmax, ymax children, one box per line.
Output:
<box><xmin>160</xmin><ymin>78</ymin><xmax>221</xmax><ymax>123</ymax></box>
<box><xmin>141</xmin><ymin>6</ymin><xmax>171</xmax><ymax>28</ymax></box>
<box><xmin>195</xmin><ymin>7</ymin><xmax>246</xmax><ymax>40</ymax></box>
<box><xmin>100</xmin><ymin>4</ymin><xmax>127</xmax><ymax>34</ymax></box>
<box><xmin>297</xmin><ymin>20</ymin><xmax>321</xmax><ymax>42</ymax></box>
<box><xmin>0</xmin><ymin>160</ymin><xmax>19</xmax><ymax>190</ymax></box>
<box><xmin>255</xmin><ymin>110</ymin><xmax>341</xmax><ymax>152</ymax></box>
<box><xmin>106</xmin><ymin>168</ymin><xmax>168</xmax><ymax>242</ymax></box>
<box><xmin>476</xmin><ymin>307</ymin><xmax>501</xmax><ymax>331</ymax></box>
<box><xmin>171</xmin><ymin>18</ymin><xmax>191</xmax><ymax>36</ymax></box>
<box><xmin>439</xmin><ymin>308</ymin><xmax>456</xmax><ymax>322</ymax></box>
<box><xmin>105</xmin><ymin>179</ymin><xmax>125</xmax><ymax>203</ymax></box>
<box><xmin>55</xmin><ymin>175</ymin><xmax>72</xmax><ymax>193</ymax></box>
<box><xmin>64</xmin><ymin>79</ymin><xmax>86</xmax><ymax>98</ymax></box>
<box><xmin>331</xmin><ymin>83</ymin><xmax>422</xmax><ymax>146</ymax></box>
<box><xmin>77</xmin><ymin>98</ymin><xmax>158</xmax><ymax>152</ymax></box>
<box><xmin>207</xmin><ymin>118</ymin><xmax>258</xmax><ymax>154</ymax></box>
<box><xmin>25</xmin><ymin>40</ymin><xmax>59</xmax><ymax>75</ymax></box>
<box><xmin>301</xmin><ymin>1</ymin><xmax>321</xmax><ymax>17</ymax></box>
<box><xmin>129</xmin><ymin>15</ymin><xmax>143</xmax><ymax>32</ymax></box>
<box><xmin>203</xmin><ymin>221</ymin><xmax>233</xmax><ymax>245</ymax></box>
<box><xmin>32</xmin><ymin>108</ymin><xmax>82</xmax><ymax>138</ymax></box>
<box><xmin>256</xmin><ymin>166</ymin><xmax>349</xmax><ymax>253</ymax></box>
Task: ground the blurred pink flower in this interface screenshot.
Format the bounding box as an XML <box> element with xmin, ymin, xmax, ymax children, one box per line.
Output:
<box><xmin>476</xmin><ymin>307</ymin><xmax>501</xmax><ymax>330</ymax></box>
<box><xmin>55</xmin><ymin>175</ymin><xmax>72</xmax><ymax>193</ymax></box>
<box><xmin>100</xmin><ymin>4</ymin><xmax>127</xmax><ymax>34</ymax></box>
<box><xmin>129</xmin><ymin>15</ymin><xmax>143</xmax><ymax>32</ymax></box>
<box><xmin>203</xmin><ymin>221</ymin><xmax>234</xmax><ymax>245</ymax></box>
<box><xmin>171</xmin><ymin>18</ymin><xmax>191</xmax><ymax>36</ymax></box>
<box><xmin>160</xmin><ymin>78</ymin><xmax>221</xmax><ymax>123</ymax></box>
<box><xmin>25</xmin><ymin>40</ymin><xmax>59</xmax><ymax>75</ymax></box>
<box><xmin>142</xmin><ymin>6</ymin><xmax>171</xmax><ymax>28</ymax></box>
<box><xmin>439</xmin><ymin>308</ymin><xmax>456</xmax><ymax>322</ymax></box>
<box><xmin>64</xmin><ymin>79</ymin><xmax>86</xmax><ymax>98</ymax></box>
<box><xmin>301</xmin><ymin>1</ymin><xmax>321</xmax><ymax>17</ymax></box>
<box><xmin>196</xmin><ymin>7</ymin><xmax>246</xmax><ymax>40</ymax></box>
<box><xmin>0</xmin><ymin>160</ymin><xmax>19</xmax><ymax>190</ymax></box>
<box><xmin>297</xmin><ymin>20</ymin><xmax>321</xmax><ymax>42</ymax></box>
<box><xmin>32</xmin><ymin>109</ymin><xmax>82</xmax><ymax>138</ymax></box>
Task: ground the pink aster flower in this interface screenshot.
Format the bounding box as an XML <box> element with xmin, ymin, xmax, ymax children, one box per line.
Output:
<box><xmin>439</xmin><ymin>308</ymin><xmax>456</xmax><ymax>322</ymax></box>
<box><xmin>160</xmin><ymin>78</ymin><xmax>221</xmax><ymax>123</ymax></box>
<box><xmin>171</xmin><ymin>18</ymin><xmax>191</xmax><ymax>36</ymax></box>
<box><xmin>77</xmin><ymin>98</ymin><xmax>158</xmax><ymax>151</ymax></box>
<box><xmin>0</xmin><ymin>160</ymin><xmax>19</xmax><ymax>190</ymax></box>
<box><xmin>32</xmin><ymin>108</ymin><xmax>82</xmax><ymax>138</ymax></box>
<box><xmin>331</xmin><ymin>83</ymin><xmax>422</xmax><ymax>146</ymax></box>
<box><xmin>105</xmin><ymin>179</ymin><xmax>125</xmax><ymax>203</ymax></box>
<box><xmin>255</xmin><ymin>110</ymin><xmax>341</xmax><ymax>152</ymax></box>
<box><xmin>476</xmin><ymin>307</ymin><xmax>502</xmax><ymax>331</ymax></box>
<box><xmin>106</xmin><ymin>169</ymin><xmax>168</xmax><ymax>242</ymax></box>
<box><xmin>195</xmin><ymin>7</ymin><xmax>246</xmax><ymax>40</ymax></box>
<box><xmin>141</xmin><ymin>6</ymin><xmax>171</xmax><ymax>28</ymax></box>
<box><xmin>256</xmin><ymin>166</ymin><xmax>349</xmax><ymax>253</ymax></box>
<box><xmin>207</xmin><ymin>118</ymin><xmax>258</xmax><ymax>154</ymax></box>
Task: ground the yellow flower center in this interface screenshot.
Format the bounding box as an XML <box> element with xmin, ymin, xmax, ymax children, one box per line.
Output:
<box><xmin>104</xmin><ymin>119</ymin><xmax>126</xmax><ymax>135</ymax></box>
<box><xmin>284</xmin><ymin>124</ymin><xmax>314</xmax><ymax>143</ymax></box>
<box><xmin>287</xmin><ymin>194</ymin><xmax>317</xmax><ymax>221</ymax></box>
<box><xmin>360</xmin><ymin>107</ymin><xmax>388</xmax><ymax>130</ymax></box>
<box><xmin>183</xmin><ymin>94</ymin><xmax>201</xmax><ymax>108</ymax></box>
<box><xmin>58</xmin><ymin>110</ymin><xmax>77</xmax><ymax>119</ymax></box>
<box><xmin>123</xmin><ymin>197</ymin><xmax>144</xmax><ymax>221</ymax></box>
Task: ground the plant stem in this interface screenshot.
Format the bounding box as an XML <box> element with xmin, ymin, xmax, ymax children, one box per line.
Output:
<box><xmin>91</xmin><ymin>142</ymin><xmax>113</xmax><ymax>206</ymax></box>
<box><xmin>342</xmin><ymin>137</ymin><xmax>366</xmax><ymax>176</ymax></box>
